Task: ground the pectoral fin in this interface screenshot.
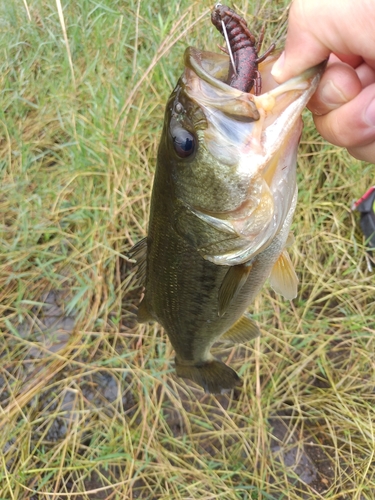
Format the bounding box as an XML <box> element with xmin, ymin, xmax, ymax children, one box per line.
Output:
<box><xmin>286</xmin><ymin>232</ymin><xmax>295</xmax><ymax>247</ymax></box>
<box><xmin>220</xmin><ymin>314</ymin><xmax>260</xmax><ymax>344</ymax></box>
<box><xmin>218</xmin><ymin>264</ymin><xmax>252</xmax><ymax>316</ymax></box>
<box><xmin>269</xmin><ymin>250</ymin><xmax>298</xmax><ymax>300</ymax></box>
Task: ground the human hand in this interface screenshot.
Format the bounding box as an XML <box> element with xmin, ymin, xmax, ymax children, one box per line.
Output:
<box><xmin>271</xmin><ymin>0</ymin><xmax>375</xmax><ymax>163</ymax></box>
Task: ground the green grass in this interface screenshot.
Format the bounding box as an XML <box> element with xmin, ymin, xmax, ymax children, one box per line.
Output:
<box><xmin>1</xmin><ymin>0</ymin><xmax>374</xmax><ymax>498</ymax></box>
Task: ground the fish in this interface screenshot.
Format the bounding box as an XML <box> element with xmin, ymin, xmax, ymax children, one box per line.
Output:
<box><xmin>129</xmin><ymin>12</ymin><xmax>324</xmax><ymax>394</ymax></box>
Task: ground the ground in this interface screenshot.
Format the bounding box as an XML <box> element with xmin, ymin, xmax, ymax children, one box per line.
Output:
<box><xmin>0</xmin><ymin>1</ymin><xmax>374</xmax><ymax>499</ymax></box>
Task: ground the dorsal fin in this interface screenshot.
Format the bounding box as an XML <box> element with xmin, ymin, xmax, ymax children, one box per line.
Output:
<box><xmin>137</xmin><ymin>299</ymin><xmax>155</xmax><ymax>323</ymax></box>
<box><xmin>128</xmin><ymin>237</ymin><xmax>147</xmax><ymax>286</ymax></box>
<box><xmin>129</xmin><ymin>237</ymin><xmax>147</xmax><ymax>261</ymax></box>
<box><xmin>218</xmin><ymin>264</ymin><xmax>252</xmax><ymax>316</ymax></box>
<box><xmin>269</xmin><ymin>249</ymin><xmax>298</xmax><ymax>300</ymax></box>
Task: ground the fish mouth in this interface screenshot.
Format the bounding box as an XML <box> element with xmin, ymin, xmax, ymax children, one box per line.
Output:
<box><xmin>183</xmin><ymin>46</ymin><xmax>324</xmax><ymax>171</ymax></box>
<box><xmin>181</xmin><ymin>47</ymin><xmax>325</xmax><ymax>264</ymax></box>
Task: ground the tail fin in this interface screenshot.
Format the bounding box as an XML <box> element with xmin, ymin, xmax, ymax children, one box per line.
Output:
<box><xmin>175</xmin><ymin>358</ymin><xmax>242</xmax><ymax>394</ymax></box>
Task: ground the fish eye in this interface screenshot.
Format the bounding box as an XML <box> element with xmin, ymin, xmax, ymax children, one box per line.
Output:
<box><xmin>172</xmin><ymin>127</ymin><xmax>196</xmax><ymax>158</ymax></box>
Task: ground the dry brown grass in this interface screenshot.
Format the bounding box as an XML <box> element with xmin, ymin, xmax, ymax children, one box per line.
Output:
<box><xmin>0</xmin><ymin>1</ymin><xmax>374</xmax><ymax>499</ymax></box>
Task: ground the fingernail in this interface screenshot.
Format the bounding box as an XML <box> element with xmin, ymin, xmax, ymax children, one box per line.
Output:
<box><xmin>364</xmin><ymin>99</ymin><xmax>375</xmax><ymax>127</ymax></box>
<box><xmin>271</xmin><ymin>51</ymin><xmax>285</xmax><ymax>81</ymax></box>
<box><xmin>320</xmin><ymin>79</ymin><xmax>348</xmax><ymax>107</ymax></box>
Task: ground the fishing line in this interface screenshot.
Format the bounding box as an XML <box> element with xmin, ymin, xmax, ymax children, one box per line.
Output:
<box><xmin>221</xmin><ymin>19</ymin><xmax>237</xmax><ymax>75</ymax></box>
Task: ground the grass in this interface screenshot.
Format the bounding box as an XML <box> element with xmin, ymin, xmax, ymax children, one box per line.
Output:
<box><xmin>0</xmin><ymin>0</ymin><xmax>374</xmax><ymax>498</ymax></box>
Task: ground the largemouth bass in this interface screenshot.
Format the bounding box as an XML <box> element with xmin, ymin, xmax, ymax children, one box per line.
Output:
<box><xmin>130</xmin><ymin>10</ymin><xmax>324</xmax><ymax>394</ymax></box>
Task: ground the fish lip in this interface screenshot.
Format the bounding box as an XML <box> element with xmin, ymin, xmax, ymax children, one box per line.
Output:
<box><xmin>184</xmin><ymin>46</ymin><xmax>241</xmax><ymax>96</ymax></box>
<box><xmin>183</xmin><ymin>46</ymin><xmax>261</xmax><ymax>121</ymax></box>
<box><xmin>184</xmin><ymin>46</ymin><xmax>325</xmax><ymax>116</ymax></box>
<box><xmin>184</xmin><ymin>45</ymin><xmax>325</xmax><ymax>97</ymax></box>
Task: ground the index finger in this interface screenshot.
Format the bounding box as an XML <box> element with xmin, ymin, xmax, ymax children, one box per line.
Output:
<box><xmin>271</xmin><ymin>0</ymin><xmax>374</xmax><ymax>82</ymax></box>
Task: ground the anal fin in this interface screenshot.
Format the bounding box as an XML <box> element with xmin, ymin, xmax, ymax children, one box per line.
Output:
<box><xmin>269</xmin><ymin>249</ymin><xmax>298</xmax><ymax>300</ymax></box>
<box><xmin>220</xmin><ymin>314</ymin><xmax>260</xmax><ymax>344</ymax></box>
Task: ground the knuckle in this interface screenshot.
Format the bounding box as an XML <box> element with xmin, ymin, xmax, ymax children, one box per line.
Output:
<box><xmin>314</xmin><ymin>113</ymin><xmax>345</xmax><ymax>147</ymax></box>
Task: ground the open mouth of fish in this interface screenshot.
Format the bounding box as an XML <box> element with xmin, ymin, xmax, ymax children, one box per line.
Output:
<box><xmin>181</xmin><ymin>47</ymin><xmax>325</xmax><ymax>265</ymax></box>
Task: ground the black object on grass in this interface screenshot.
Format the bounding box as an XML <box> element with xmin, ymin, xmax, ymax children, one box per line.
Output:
<box><xmin>352</xmin><ymin>186</ymin><xmax>375</xmax><ymax>250</ymax></box>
